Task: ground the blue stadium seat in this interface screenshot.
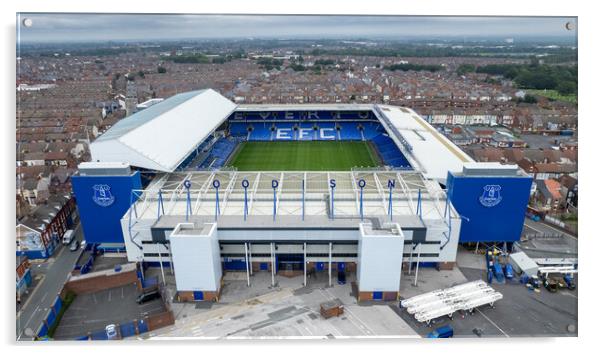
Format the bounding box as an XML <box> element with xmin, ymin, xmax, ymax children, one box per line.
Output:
<box><xmin>197</xmin><ymin>137</ymin><xmax>238</xmax><ymax>169</ymax></box>
<box><xmin>230</xmin><ymin>123</ymin><xmax>250</xmax><ymax>137</ymax></box>
<box><xmin>316</xmin><ymin>123</ymin><xmax>337</xmax><ymax>141</ymax></box>
<box><xmin>271</xmin><ymin>123</ymin><xmax>296</xmax><ymax>141</ymax></box>
<box><xmin>338</xmin><ymin>122</ymin><xmax>362</xmax><ymax>140</ymax></box>
<box><xmin>361</xmin><ymin>123</ymin><xmax>382</xmax><ymax>139</ymax></box>
<box><xmin>297</xmin><ymin>123</ymin><xmax>316</xmax><ymax>141</ymax></box>
<box><xmin>248</xmin><ymin>123</ymin><xmax>273</xmax><ymax>141</ymax></box>
<box><xmin>370</xmin><ymin>134</ymin><xmax>411</xmax><ymax>167</ymax></box>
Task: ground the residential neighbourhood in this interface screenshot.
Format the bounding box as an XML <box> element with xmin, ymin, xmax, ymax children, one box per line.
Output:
<box><xmin>14</xmin><ymin>12</ymin><xmax>579</xmax><ymax>343</ymax></box>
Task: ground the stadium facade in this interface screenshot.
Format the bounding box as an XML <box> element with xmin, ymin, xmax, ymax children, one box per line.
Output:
<box><xmin>72</xmin><ymin>89</ymin><xmax>531</xmax><ymax>301</ymax></box>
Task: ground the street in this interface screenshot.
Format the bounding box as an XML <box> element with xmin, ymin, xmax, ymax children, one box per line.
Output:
<box><xmin>16</xmin><ymin>223</ymin><xmax>84</xmax><ymax>341</ymax></box>
<box><xmin>522</xmin><ymin>217</ymin><xmax>577</xmax><ymax>240</ymax></box>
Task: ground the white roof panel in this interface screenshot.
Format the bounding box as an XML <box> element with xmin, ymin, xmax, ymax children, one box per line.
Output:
<box><xmin>375</xmin><ymin>105</ymin><xmax>474</xmax><ymax>182</ymax></box>
<box><xmin>91</xmin><ymin>89</ymin><xmax>236</xmax><ymax>172</ymax></box>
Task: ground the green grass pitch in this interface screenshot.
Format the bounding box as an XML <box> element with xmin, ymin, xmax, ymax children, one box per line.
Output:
<box><xmin>227</xmin><ymin>141</ymin><xmax>381</xmax><ymax>171</ymax></box>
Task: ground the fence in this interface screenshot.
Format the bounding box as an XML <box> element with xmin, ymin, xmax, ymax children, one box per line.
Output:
<box><xmin>75</xmin><ymin>316</ymin><xmax>153</xmax><ymax>340</ymax></box>
<box><xmin>544</xmin><ymin>215</ymin><xmax>577</xmax><ymax>235</ymax></box>
<box><xmin>35</xmin><ymin>294</ymin><xmax>64</xmax><ymax>339</ymax></box>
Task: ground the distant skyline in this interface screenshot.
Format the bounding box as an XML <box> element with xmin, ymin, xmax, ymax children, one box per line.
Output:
<box><xmin>17</xmin><ymin>14</ymin><xmax>577</xmax><ymax>43</ymax></box>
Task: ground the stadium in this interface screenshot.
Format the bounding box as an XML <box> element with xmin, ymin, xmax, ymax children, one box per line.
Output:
<box><xmin>72</xmin><ymin>89</ymin><xmax>532</xmax><ymax>302</ymax></box>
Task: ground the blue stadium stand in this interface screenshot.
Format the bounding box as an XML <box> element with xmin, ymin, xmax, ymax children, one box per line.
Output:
<box><xmin>297</xmin><ymin>123</ymin><xmax>316</xmax><ymax>141</ymax></box>
<box><xmin>316</xmin><ymin>123</ymin><xmax>337</xmax><ymax>140</ymax></box>
<box><xmin>229</xmin><ymin>122</ymin><xmax>249</xmax><ymax>137</ymax></box>
<box><xmin>371</xmin><ymin>134</ymin><xmax>411</xmax><ymax>168</ymax></box>
<box><xmin>362</xmin><ymin>123</ymin><xmax>382</xmax><ymax>140</ymax></box>
<box><xmin>338</xmin><ymin>122</ymin><xmax>362</xmax><ymax>140</ymax></box>
<box><xmin>197</xmin><ymin>137</ymin><xmax>238</xmax><ymax>169</ymax></box>
<box><xmin>249</xmin><ymin>123</ymin><xmax>273</xmax><ymax>141</ymax></box>
<box><xmin>272</xmin><ymin>123</ymin><xmax>296</xmax><ymax>140</ymax></box>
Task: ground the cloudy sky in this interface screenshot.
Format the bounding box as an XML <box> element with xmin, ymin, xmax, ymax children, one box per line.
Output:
<box><xmin>17</xmin><ymin>14</ymin><xmax>577</xmax><ymax>42</ymax></box>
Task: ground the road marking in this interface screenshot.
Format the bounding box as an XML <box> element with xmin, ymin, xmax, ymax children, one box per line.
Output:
<box><xmin>19</xmin><ymin>304</ymin><xmax>41</xmax><ymax>338</ymax></box>
<box><xmin>524</xmin><ymin>223</ymin><xmax>543</xmax><ymax>233</ymax></box>
<box><xmin>476</xmin><ymin>308</ymin><xmax>509</xmax><ymax>338</ymax></box>
<box><xmin>16</xmin><ymin>274</ymin><xmax>46</xmax><ymax>319</ymax></box>
<box><xmin>560</xmin><ymin>291</ymin><xmax>578</xmax><ymax>299</ymax></box>
<box><xmin>343</xmin><ymin>308</ymin><xmax>373</xmax><ymax>336</ymax></box>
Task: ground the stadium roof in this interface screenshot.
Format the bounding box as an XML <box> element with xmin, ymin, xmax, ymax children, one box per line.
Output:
<box><xmin>128</xmin><ymin>170</ymin><xmax>457</xmax><ymax>227</ymax></box>
<box><xmin>91</xmin><ymin>89</ymin><xmax>236</xmax><ymax>172</ymax></box>
<box><xmin>374</xmin><ymin>105</ymin><xmax>475</xmax><ymax>183</ymax></box>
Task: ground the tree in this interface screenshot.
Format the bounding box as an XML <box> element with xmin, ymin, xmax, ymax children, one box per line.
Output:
<box><xmin>157</xmin><ymin>66</ymin><xmax>167</xmax><ymax>74</ymax></box>
<box><xmin>456</xmin><ymin>64</ymin><xmax>476</xmax><ymax>76</ymax></box>
<box><xmin>519</xmin><ymin>94</ymin><xmax>538</xmax><ymax>104</ymax></box>
<box><xmin>556</xmin><ymin>81</ymin><xmax>577</xmax><ymax>95</ymax></box>
<box><xmin>138</xmin><ymin>70</ymin><xmax>145</xmax><ymax>78</ymax></box>
<box><xmin>288</xmin><ymin>63</ymin><xmax>306</xmax><ymax>72</ymax></box>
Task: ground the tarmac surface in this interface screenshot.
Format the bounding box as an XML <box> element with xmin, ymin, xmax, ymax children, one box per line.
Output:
<box><xmin>143</xmin><ymin>271</ymin><xmax>419</xmax><ymax>339</ymax></box>
<box><xmin>144</xmin><ymin>244</ymin><xmax>577</xmax><ymax>339</ymax></box>
<box><xmin>53</xmin><ymin>282</ymin><xmax>165</xmax><ymax>340</ymax></box>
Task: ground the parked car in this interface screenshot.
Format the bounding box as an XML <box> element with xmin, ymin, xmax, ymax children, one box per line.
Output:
<box><xmin>543</xmin><ymin>277</ymin><xmax>559</xmax><ymax>293</ymax></box>
<box><xmin>564</xmin><ymin>274</ymin><xmax>577</xmax><ymax>290</ymax></box>
<box><xmin>105</xmin><ymin>324</ymin><xmax>118</xmax><ymax>339</ymax></box>
<box><xmin>62</xmin><ymin>230</ymin><xmax>74</xmax><ymax>245</ymax></box>
<box><xmin>427</xmin><ymin>325</ymin><xmax>454</xmax><ymax>338</ymax></box>
<box><xmin>69</xmin><ymin>240</ymin><xmax>80</xmax><ymax>252</ymax></box>
<box><xmin>337</xmin><ymin>271</ymin><xmax>346</xmax><ymax>285</ymax></box>
<box><xmin>136</xmin><ymin>289</ymin><xmax>161</xmax><ymax>304</ymax></box>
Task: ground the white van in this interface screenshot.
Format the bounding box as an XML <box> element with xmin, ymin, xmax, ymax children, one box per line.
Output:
<box><xmin>62</xmin><ymin>230</ymin><xmax>74</xmax><ymax>245</ymax></box>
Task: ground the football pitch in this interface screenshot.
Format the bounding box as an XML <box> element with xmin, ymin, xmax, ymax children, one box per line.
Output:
<box><xmin>227</xmin><ymin>141</ymin><xmax>381</xmax><ymax>171</ymax></box>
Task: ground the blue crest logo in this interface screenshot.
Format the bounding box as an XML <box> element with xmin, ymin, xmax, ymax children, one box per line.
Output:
<box><xmin>479</xmin><ymin>185</ymin><xmax>502</xmax><ymax>207</ymax></box>
<box><xmin>93</xmin><ymin>184</ymin><xmax>115</xmax><ymax>207</ymax></box>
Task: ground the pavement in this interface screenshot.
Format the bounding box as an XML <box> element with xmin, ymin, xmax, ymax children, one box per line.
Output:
<box><xmin>16</xmin><ymin>223</ymin><xmax>84</xmax><ymax>341</ymax></box>
<box><xmin>140</xmin><ymin>271</ymin><xmax>419</xmax><ymax>339</ymax></box>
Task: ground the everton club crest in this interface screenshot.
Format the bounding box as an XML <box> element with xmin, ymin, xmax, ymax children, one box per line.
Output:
<box><xmin>92</xmin><ymin>184</ymin><xmax>115</xmax><ymax>207</ymax></box>
<box><xmin>479</xmin><ymin>185</ymin><xmax>502</xmax><ymax>207</ymax></box>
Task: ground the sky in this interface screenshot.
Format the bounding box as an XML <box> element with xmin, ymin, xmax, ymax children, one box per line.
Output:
<box><xmin>17</xmin><ymin>14</ymin><xmax>578</xmax><ymax>43</ymax></box>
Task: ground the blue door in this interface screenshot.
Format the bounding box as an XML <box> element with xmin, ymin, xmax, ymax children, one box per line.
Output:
<box><xmin>337</xmin><ymin>262</ymin><xmax>346</xmax><ymax>272</ymax></box>
<box><xmin>224</xmin><ymin>259</ymin><xmax>247</xmax><ymax>271</ymax></box>
<box><xmin>373</xmin><ymin>291</ymin><xmax>383</xmax><ymax>300</ymax></box>
<box><xmin>316</xmin><ymin>262</ymin><xmax>325</xmax><ymax>271</ymax></box>
<box><xmin>193</xmin><ymin>291</ymin><xmax>204</xmax><ymax>301</ymax></box>
<box><xmin>260</xmin><ymin>262</ymin><xmax>268</xmax><ymax>271</ymax></box>
<box><xmin>137</xmin><ymin>319</ymin><xmax>149</xmax><ymax>334</ymax></box>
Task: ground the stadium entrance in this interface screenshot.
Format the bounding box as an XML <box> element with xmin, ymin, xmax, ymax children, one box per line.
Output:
<box><xmin>276</xmin><ymin>254</ymin><xmax>304</xmax><ymax>275</ymax></box>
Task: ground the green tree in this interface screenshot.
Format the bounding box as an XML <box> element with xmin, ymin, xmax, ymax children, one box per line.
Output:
<box><xmin>556</xmin><ymin>81</ymin><xmax>577</xmax><ymax>95</ymax></box>
<box><xmin>456</xmin><ymin>64</ymin><xmax>476</xmax><ymax>76</ymax></box>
